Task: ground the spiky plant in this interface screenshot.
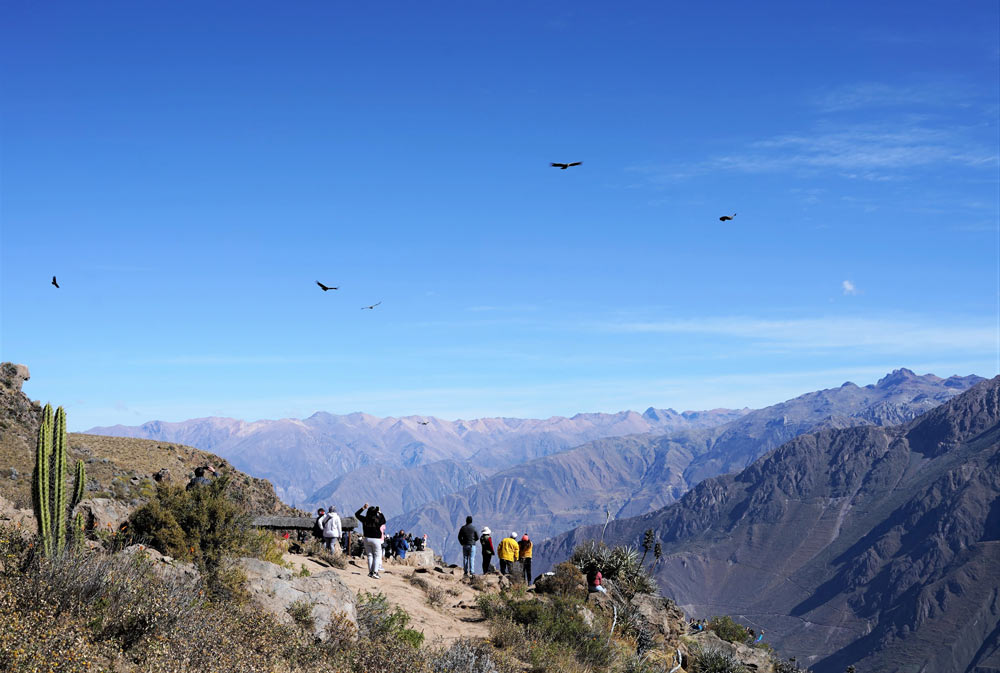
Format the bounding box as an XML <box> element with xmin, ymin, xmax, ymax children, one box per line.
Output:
<box><xmin>641</xmin><ymin>528</ymin><xmax>655</xmax><ymax>564</ymax></box>
<box><xmin>71</xmin><ymin>459</ymin><xmax>86</xmax><ymax>510</ymax></box>
<box><xmin>31</xmin><ymin>405</ymin><xmax>76</xmax><ymax>556</ymax></box>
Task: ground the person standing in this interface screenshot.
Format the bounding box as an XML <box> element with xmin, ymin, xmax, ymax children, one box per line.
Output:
<box><xmin>321</xmin><ymin>506</ymin><xmax>342</xmax><ymax>553</ymax></box>
<box><xmin>518</xmin><ymin>534</ymin><xmax>533</xmax><ymax>585</ymax></box>
<box><xmin>394</xmin><ymin>530</ymin><xmax>409</xmax><ymax>559</ymax></box>
<box><xmin>312</xmin><ymin>508</ymin><xmax>326</xmax><ymax>541</ymax></box>
<box><xmin>480</xmin><ymin>527</ymin><xmax>495</xmax><ymax>573</ymax></box>
<box><xmin>497</xmin><ymin>531</ymin><xmax>519</xmax><ymax>576</ymax></box>
<box><xmin>457</xmin><ymin>516</ymin><xmax>479</xmax><ymax>576</ymax></box>
<box><xmin>355</xmin><ymin>503</ymin><xmax>387</xmax><ymax>579</ymax></box>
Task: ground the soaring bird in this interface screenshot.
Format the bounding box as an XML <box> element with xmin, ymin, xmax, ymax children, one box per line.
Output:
<box><xmin>550</xmin><ymin>162</ymin><xmax>582</xmax><ymax>170</ymax></box>
<box><xmin>719</xmin><ymin>213</ymin><xmax>737</xmax><ymax>222</ymax></box>
<box><xmin>316</xmin><ymin>281</ymin><xmax>338</xmax><ymax>291</ymax></box>
<box><xmin>51</xmin><ymin>276</ymin><xmax>59</xmax><ymax>289</ymax></box>
<box><xmin>418</xmin><ymin>421</ymin><xmax>430</xmax><ymax>425</ymax></box>
<box><xmin>361</xmin><ymin>301</ymin><xmax>382</xmax><ymax>310</ymax></box>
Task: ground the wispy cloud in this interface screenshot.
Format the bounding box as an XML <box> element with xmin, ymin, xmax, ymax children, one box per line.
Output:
<box><xmin>842</xmin><ymin>280</ymin><xmax>859</xmax><ymax>295</ymax></box>
<box><xmin>598</xmin><ymin>315</ymin><xmax>995</xmax><ymax>353</ymax></box>
<box><xmin>811</xmin><ymin>82</ymin><xmax>968</xmax><ymax>113</ymax></box>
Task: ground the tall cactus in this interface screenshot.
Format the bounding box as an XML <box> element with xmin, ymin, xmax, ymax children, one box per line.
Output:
<box><xmin>52</xmin><ymin>407</ymin><xmax>68</xmax><ymax>554</ymax></box>
<box><xmin>32</xmin><ymin>404</ymin><xmax>73</xmax><ymax>556</ymax></box>
<box><xmin>71</xmin><ymin>459</ymin><xmax>86</xmax><ymax>510</ymax></box>
<box><xmin>33</xmin><ymin>404</ymin><xmax>54</xmax><ymax>555</ymax></box>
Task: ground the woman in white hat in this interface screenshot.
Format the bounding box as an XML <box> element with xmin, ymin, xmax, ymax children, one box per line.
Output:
<box><xmin>480</xmin><ymin>527</ymin><xmax>495</xmax><ymax>573</ymax></box>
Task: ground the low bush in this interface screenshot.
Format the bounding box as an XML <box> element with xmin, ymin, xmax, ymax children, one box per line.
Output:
<box><xmin>689</xmin><ymin>646</ymin><xmax>750</xmax><ymax>673</ymax></box>
<box><xmin>357</xmin><ymin>591</ymin><xmax>426</xmax><ymax>649</ymax></box>
<box><xmin>535</xmin><ymin>561</ymin><xmax>587</xmax><ymax>599</ymax></box>
<box><xmin>287</xmin><ymin>599</ymin><xmax>316</xmax><ymax>632</ymax></box>
<box><xmin>708</xmin><ymin>615</ymin><xmax>749</xmax><ymax>644</ymax></box>
<box><xmin>430</xmin><ymin>638</ymin><xmax>512</xmax><ymax>673</ymax></box>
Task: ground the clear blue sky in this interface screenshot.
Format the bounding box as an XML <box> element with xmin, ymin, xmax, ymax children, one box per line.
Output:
<box><xmin>2</xmin><ymin>1</ymin><xmax>998</xmax><ymax>430</ymax></box>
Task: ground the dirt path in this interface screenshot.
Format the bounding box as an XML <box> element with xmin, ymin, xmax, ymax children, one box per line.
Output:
<box><xmin>283</xmin><ymin>552</ymin><xmax>493</xmax><ymax>646</ymax></box>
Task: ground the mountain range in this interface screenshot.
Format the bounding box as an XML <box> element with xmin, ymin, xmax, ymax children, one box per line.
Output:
<box><xmin>392</xmin><ymin>370</ymin><xmax>983</xmax><ymax>562</ymax></box>
<box><xmin>537</xmin><ymin>376</ymin><xmax>1000</xmax><ymax>673</ymax></box>
<box><xmin>87</xmin><ymin>407</ymin><xmax>747</xmax><ymax>507</ymax></box>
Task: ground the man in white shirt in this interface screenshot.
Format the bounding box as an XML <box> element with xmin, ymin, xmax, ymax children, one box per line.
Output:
<box><xmin>321</xmin><ymin>506</ymin><xmax>342</xmax><ymax>553</ymax></box>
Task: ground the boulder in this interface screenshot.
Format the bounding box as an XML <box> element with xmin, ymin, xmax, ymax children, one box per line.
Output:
<box><xmin>631</xmin><ymin>594</ymin><xmax>687</xmax><ymax>640</ymax></box>
<box><xmin>404</xmin><ymin>550</ymin><xmax>435</xmax><ymax>568</ymax></box>
<box><xmin>685</xmin><ymin>631</ymin><xmax>775</xmax><ymax>672</ymax></box>
<box><xmin>238</xmin><ymin>557</ymin><xmax>357</xmax><ymax>641</ymax></box>
<box><xmin>73</xmin><ymin>498</ymin><xmax>132</xmax><ymax>532</ymax></box>
<box><xmin>0</xmin><ymin>494</ymin><xmax>34</xmax><ymax>530</ymax></box>
<box><xmin>119</xmin><ymin>544</ymin><xmax>201</xmax><ymax>585</ymax></box>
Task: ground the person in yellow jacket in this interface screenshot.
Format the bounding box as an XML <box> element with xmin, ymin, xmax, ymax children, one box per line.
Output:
<box><xmin>518</xmin><ymin>534</ymin><xmax>533</xmax><ymax>585</ymax></box>
<box><xmin>497</xmin><ymin>531</ymin><xmax>520</xmax><ymax>576</ymax></box>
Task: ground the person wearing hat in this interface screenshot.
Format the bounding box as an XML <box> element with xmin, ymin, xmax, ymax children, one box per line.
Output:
<box><xmin>497</xmin><ymin>531</ymin><xmax>520</xmax><ymax>576</ymax></box>
<box><xmin>321</xmin><ymin>505</ymin><xmax>342</xmax><ymax>553</ymax></box>
<box><xmin>480</xmin><ymin>527</ymin><xmax>495</xmax><ymax>573</ymax></box>
<box><xmin>518</xmin><ymin>534</ymin><xmax>533</xmax><ymax>584</ymax></box>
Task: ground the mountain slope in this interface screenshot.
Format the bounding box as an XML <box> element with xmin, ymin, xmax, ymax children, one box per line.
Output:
<box><xmin>394</xmin><ymin>370</ymin><xmax>982</xmax><ymax>564</ymax></box>
<box><xmin>87</xmin><ymin>407</ymin><xmax>747</xmax><ymax>506</ymax></box>
<box><xmin>538</xmin><ymin>377</ymin><xmax>1000</xmax><ymax>673</ymax></box>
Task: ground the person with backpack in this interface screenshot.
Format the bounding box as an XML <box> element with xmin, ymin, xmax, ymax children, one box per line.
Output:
<box><xmin>497</xmin><ymin>531</ymin><xmax>520</xmax><ymax>576</ymax></box>
<box><xmin>321</xmin><ymin>506</ymin><xmax>342</xmax><ymax>553</ymax></box>
<box><xmin>480</xmin><ymin>527</ymin><xmax>495</xmax><ymax>573</ymax></box>
<box><xmin>518</xmin><ymin>534</ymin><xmax>533</xmax><ymax>585</ymax></box>
<box><xmin>312</xmin><ymin>508</ymin><xmax>326</xmax><ymax>540</ymax></box>
<box><xmin>457</xmin><ymin>516</ymin><xmax>479</xmax><ymax>576</ymax></box>
<box><xmin>394</xmin><ymin>530</ymin><xmax>409</xmax><ymax>559</ymax></box>
<box><xmin>355</xmin><ymin>503</ymin><xmax>387</xmax><ymax>579</ymax></box>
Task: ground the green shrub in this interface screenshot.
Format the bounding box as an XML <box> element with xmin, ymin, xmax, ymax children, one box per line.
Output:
<box><xmin>570</xmin><ymin>540</ymin><xmax>658</xmax><ymax>597</ymax></box>
<box><xmin>430</xmin><ymin>638</ymin><xmax>512</xmax><ymax>673</ymax></box>
<box><xmin>287</xmin><ymin>599</ymin><xmax>316</xmax><ymax>632</ymax></box>
<box><xmin>690</xmin><ymin>646</ymin><xmax>750</xmax><ymax>673</ymax></box>
<box><xmin>535</xmin><ymin>561</ymin><xmax>587</xmax><ymax>599</ymax></box>
<box><xmin>357</xmin><ymin>591</ymin><xmax>425</xmax><ymax>648</ymax></box>
<box><xmin>708</xmin><ymin>615</ymin><xmax>749</xmax><ymax>644</ymax></box>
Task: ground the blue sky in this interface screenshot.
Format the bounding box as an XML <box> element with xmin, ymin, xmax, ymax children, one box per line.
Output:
<box><xmin>2</xmin><ymin>1</ymin><xmax>998</xmax><ymax>430</ymax></box>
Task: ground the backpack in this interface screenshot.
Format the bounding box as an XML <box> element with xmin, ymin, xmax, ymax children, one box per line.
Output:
<box><xmin>313</xmin><ymin>515</ymin><xmax>326</xmax><ymax>540</ymax></box>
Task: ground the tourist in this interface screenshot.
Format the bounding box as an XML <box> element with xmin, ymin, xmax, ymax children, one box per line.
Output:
<box><xmin>458</xmin><ymin>516</ymin><xmax>479</xmax><ymax>576</ymax></box>
<box><xmin>587</xmin><ymin>568</ymin><xmax>606</xmax><ymax>594</ymax></box>
<box><xmin>313</xmin><ymin>508</ymin><xmax>326</xmax><ymax>540</ymax></box>
<box><xmin>480</xmin><ymin>527</ymin><xmax>495</xmax><ymax>573</ymax></box>
<box><xmin>321</xmin><ymin>506</ymin><xmax>342</xmax><ymax>553</ymax></box>
<box><xmin>497</xmin><ymin>531</ymin><xmax>519</xmax><ymax>576</ymax></box>
<box><xmin>518</xmin><ymin>534</ymin><xmax>533</xmax><ymax>585</ymax></box>
<box><xmin>186</xmin><ymin>465</ymin><xmax>216</xmax><ymax>490</ymax></box>
<box><xmin>355</xmin><ymin>503</ymin><xmax>387</xmax><ymax>579</ymax></box>
<box><xmin>394</xmin><ymin>530</ymin><xmax>409</xmax><ymax>559</ymax></box>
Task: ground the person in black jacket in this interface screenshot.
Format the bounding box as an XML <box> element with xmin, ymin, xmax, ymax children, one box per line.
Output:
<box><xmin>356</xmin><ymin>503</ymin><xmax>387</xmax><ymax>579</ymax></box>
<box><xmin>457</xmin><ymin>515</ymin><xmax>479</xmax><ymax>576</ymax></box>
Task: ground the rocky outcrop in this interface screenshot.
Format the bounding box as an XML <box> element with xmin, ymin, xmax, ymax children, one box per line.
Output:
<box><xmin>540</xmin><ymin>377</ymin><xmax>1000</xmax><ymax>673</ymax></box>
<box><xmin>684</xmin><ymin>631</ymin><xmax>775</xmax><ymax>672</ymax></box>
<box><xmin>73</xmin><ymin>498</ymin><xmax>133</xmax><ymax>532</ymax></box>
<box><xmin>238</xmin><ymin>557</ymin><xmax>357</xmax><ymax>640</ymax></box>
<box><xmin>120</xmin><ymin>544</ymin><xmax>201</xmax><ymax>585</ymax></box>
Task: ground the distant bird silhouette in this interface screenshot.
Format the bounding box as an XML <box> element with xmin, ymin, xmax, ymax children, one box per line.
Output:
<box><xmin>418</xmin><ymin>421</ymin><xmax>430</xmax><ymax>425</ymax></box>
<box><xmin>719</xmin><ymin>213</ymin><xmax>737</xmax><ymax>222</ymax></box>
<box><xmin>550</xmin><ymin>162</ymin><xmax>582</xmax><ymax>170</ymax></box>
<box><xmin>316</xmin><ymin>281</ymin><xmax>338</xmax><ymax>291</ymax></box>
<box><xmin>51</xmin><ymin>276</ymin><xmax>59</xmax><ymax>289</ymax></box>
<box><xmin>361</xmin><ymin>301</ymin><xmax>382</xmax><ymax>310</ymax></box>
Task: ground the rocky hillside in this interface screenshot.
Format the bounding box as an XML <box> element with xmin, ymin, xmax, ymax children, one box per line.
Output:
<box><xmin>87</xmin><ymin>406</ymin><xmax>748</xmax><ymax>507</ymax></box>
<box><xmin>538</xmin><ymin>377</ymin><xmax>1000</xmax><ymax>673</ymax></box>
<box><xmin>0</xmin><ymin>363</ymin><xmax>293</xmax><ymax>516</ymax></box>
<box><xmin>394</xmin><ymin>369</ymin><xmax>983</xmax><ymax>564</ymax></box>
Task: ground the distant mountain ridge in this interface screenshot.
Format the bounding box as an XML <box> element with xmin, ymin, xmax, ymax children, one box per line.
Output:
<box><xmin>392</xmin><ymin>369</ymin><xmax>984</xmax><ymax>564</ymax></box>
<box><xmin>87</xmin><ymin>406</ymin><xmax>748</xmax><ymax>506</ymax></box>
<box><xmin>537</xmin><ymin>376</ymin><xmax>1000</xmax><ymax>673</ymax></box>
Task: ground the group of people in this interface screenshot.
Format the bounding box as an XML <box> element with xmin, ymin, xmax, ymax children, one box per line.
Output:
<box><xmin>457</xmin><ymin>516</ymin><xmax>534</xmax><ymax>584</ymax></box>
<box><xmin>312</xmin><ymin>503</ymin><xmax>426</xmax><ymax>580</ymax></box>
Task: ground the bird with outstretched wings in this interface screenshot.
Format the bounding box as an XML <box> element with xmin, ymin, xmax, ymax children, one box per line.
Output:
<box><xmin>719</xmin><ymin>213</ymin><xmax>737</xmax><ymax>222</ymax></box>
<box><xmin>551</xmin><ymin>162</ymin><xmax>582</xmax><ymax>170</ymax></box>
<box><xmin>361</xmin><ymin>301</ymin><xmax>382</xmax><ymax>310</ymax></box>
<box><xmin>418</xmin><ymin>421</ymin><xmax>429</xmax><ymax>425</ymax></box>
<box><xmin>51</xmin><ymin>276</ymin><xmax>59</xmax><ymax>288</ymax></box>
<box><xmin>316</xmin><ymin>281</ymin><xmax>338</xmax><ymax>291</ymax></box>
